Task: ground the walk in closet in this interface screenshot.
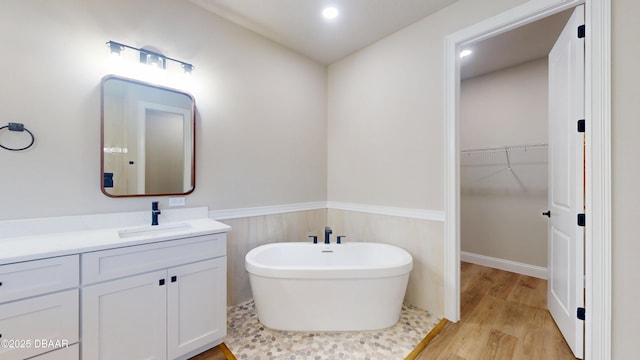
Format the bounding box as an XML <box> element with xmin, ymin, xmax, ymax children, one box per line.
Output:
<box><xmin>459</xmin><ymin>58</ymin><xmax>549</xmax><ymax>276</ymax></box>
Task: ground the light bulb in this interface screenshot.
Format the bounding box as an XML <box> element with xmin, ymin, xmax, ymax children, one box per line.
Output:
<box><xmin>459</xmin><ymin>49</ymin><xmax>472</xmax><ymax>58</ymax></box>
<box><xmin>322</xmin><ymin>7</ymin><xmax>339</xmax><ymax>19</ymax></box>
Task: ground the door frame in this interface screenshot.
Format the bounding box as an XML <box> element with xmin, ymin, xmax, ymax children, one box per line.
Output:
<box><xmin>443</xmin><ymin>0</ymin><xmax>611</xmax><ymax>358</ymax></box>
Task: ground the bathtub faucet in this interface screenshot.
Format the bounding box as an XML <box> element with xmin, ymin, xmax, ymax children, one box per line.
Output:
<box><xmin>324</xmin><ymin>226</ymin><xmax>332</xmax><ymax>244</ymax></box>
<box><xmin>151</xmin><ymin>201</ymin><xmax>161</xmax><ymax>226</ymax></box>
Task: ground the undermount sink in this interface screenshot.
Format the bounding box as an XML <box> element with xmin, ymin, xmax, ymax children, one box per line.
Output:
<box><xmin>118</xmin><ymin>223</ymin><xmax>192</xmax><ymax>239</ymax></box>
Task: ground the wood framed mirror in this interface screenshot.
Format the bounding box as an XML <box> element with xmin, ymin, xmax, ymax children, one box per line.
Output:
<box><xmin>101</xmin><ymin>75</ymin><xmax>195</xmax><ymax>197</ymax></box>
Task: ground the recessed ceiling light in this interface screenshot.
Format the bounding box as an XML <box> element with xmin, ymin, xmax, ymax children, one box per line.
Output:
<box><xmin>322</xmin><ymin>7</ymin><xmax>339</xmax><ymax>20</ymax></box>
<box><xmin>459</xmin><ymin>49</ymin><xmax>472</xmax><ymax>58</ymax></box>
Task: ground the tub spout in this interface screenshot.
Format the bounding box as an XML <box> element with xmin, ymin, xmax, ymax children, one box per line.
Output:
<box><xmin>324</xmin><ymin>226</ymin><xmax>332</xmax><ymax>244</ymax></box>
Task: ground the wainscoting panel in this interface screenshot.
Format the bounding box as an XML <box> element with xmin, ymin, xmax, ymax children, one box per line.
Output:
<box><xmin>327</xmin><ymin>209</ymin><xmax>444</xmax><ymax>316</ymax></box>
<box><xmin>218</xmin><ymin>209</ymin><xmax>327</xmax><ymax>306</ymax></box>
<box><xmin>215</xmin><ymin>205</ymin><xmax>444</xmax><ymax>316</ymax></box>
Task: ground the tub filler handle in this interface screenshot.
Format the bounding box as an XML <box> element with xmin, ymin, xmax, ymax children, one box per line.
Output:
<box><xmin>337</xmin><ymin>235</ymin><xmax>346</xmax><ymax>244</ymax></box>
<box><xmin>308</xmin><ymin>235</ymin><xmax>318</xmax><ymax>244</ymax></box>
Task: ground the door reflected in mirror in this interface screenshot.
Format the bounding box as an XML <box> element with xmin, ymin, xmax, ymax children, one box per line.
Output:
<box><xmin>101</xmin><ymin>75</ymin><xmax>195</xmax><ymax>197</ymax></box>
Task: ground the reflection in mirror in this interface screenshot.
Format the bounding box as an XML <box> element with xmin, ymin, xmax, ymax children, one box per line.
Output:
<box><xmin>101</xmin><ymin>75</ymin><xmax>195</xmax><ymax>197</ymax></box>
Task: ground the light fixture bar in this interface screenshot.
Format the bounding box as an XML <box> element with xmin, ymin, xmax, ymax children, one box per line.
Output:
<box><xmin>106</xmin><ymin>40</ymin><xmax>195</xmax><ymax>73</ymax></box>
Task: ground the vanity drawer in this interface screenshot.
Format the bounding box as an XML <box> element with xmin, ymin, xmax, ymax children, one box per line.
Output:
<box><xmin>81</xmin><ymin>233</ymin><xmax>226</xmax><ymax>284</ymax></box>
<box><xmin>0</xmin><ymin>255</ymin><xmax>79</xmax><ymax>304</ymax></box>
<box><xmin>0</xmin><ymin>289</ymin><xmax>79</xmax><ymax>360</ymax></box>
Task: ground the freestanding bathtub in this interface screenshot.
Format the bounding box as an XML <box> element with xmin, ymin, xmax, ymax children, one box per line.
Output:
<box><xmin>245</xmin><ymin>241</ymin><xmax>413</xmax><ymax>331</ymax></box>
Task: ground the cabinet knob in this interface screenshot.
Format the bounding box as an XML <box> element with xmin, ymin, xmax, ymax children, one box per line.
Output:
<box><xmin>171</xmin><ymin>276</ymin><xmax>177</xmax><ymax>283</ymax></box>
<box><xmin>159</xmin><ymin>279</ymin><xmax>165</xmax><ymax>286</ymax></box>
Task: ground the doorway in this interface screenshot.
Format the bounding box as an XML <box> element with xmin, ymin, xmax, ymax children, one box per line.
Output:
<box><xmin>443</xmin><ymin>0</ymin><xmax>611</xmax><ymax>358</ymax></box>
<box><xmin>458</xmin><ymin>7</ymin><xmax>578</xmax><ymax>357</ymax></box>
<box><xmin>457</xmin><ymin>9</ymin><xmax>570</xmax><ymax>276</ymax></box>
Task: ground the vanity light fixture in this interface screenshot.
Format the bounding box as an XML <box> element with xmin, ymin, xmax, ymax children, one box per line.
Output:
<box><xmin>182</xmin><ymin>63</ymin><xmax>194</xmax><ymax>75</ymax></box>
<box><xmin>108</xmin><ymin>41</ymin><xmax>125</xmax><ymax>56</ymax></box>
<box><xmin>105</xmin><ymin>41</ymin><xmax>195</xmax><ymax>74</ymax></box>
<box><xmin>139</xmin><ymin>49</ymin><xmax>166</xmax><ymax>69</ymax></box>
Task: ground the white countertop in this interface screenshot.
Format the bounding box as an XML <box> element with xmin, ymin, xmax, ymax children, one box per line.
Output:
<box><xmin>0</xmin><ymin>214</ymin><xmax>231</xmax><ymax>266</ymax></box>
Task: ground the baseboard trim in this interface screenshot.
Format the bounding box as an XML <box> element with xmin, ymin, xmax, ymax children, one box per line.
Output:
<box><xmin>461</xmin><ymin>252</ymin><xmax>547</xmax><ymax>279</ymax></box>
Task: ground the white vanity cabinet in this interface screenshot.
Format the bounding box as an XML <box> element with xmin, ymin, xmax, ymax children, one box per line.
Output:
<box><xmin>81</xmin><ymin>233</ymin><xmax>227</xmax><ymax>360</ymax></box>
<box><xmin>0</xmin><ymin>255</ymin><xmax>80</xmax><ymax>360</ymax></box>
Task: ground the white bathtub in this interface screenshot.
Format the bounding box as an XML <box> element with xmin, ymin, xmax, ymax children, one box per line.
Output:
<box><xmin>245</xmin><ymin>242</ymin><xmax>413</xmax><ymax>331</ymax></box>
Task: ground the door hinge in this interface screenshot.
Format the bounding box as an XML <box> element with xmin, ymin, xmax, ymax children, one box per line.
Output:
<box><xmin>578</xmin><ymin>25</ymin><xmax>585</xmax><ymax>38</ymax></box>
<box><xmin>577</xmin><ymin>213</ymin><xmax>586</xmax><ymax>227</ymax></box>
<box><xmin>577</xmin><ymin>119</ymin><xmax>585</xmax><ymax>133</ymax></box>
<box><xmin>577</xmin><ymin>307</ymin><xmax>586</xmax><ymax>320</ymax></box>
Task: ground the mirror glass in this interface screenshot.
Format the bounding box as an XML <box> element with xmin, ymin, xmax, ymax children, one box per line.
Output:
<box><xmin>101</xmin><ymin>76</ymin><xmax>195</xmax><ymax>197</ymax></box>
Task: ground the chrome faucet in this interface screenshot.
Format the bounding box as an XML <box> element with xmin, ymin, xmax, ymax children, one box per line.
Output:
<box><xmin>152</xmin><ymin>201</ymin><xmax>161</xmax><ymax>226</ymax></box>
<box><xmin>324</xmin><ymin>226</ymin><xmax>332</xmax><ymax>244</ymax></box>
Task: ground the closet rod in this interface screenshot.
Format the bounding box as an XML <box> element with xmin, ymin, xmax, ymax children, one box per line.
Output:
<box><xmin>460</xmin><ymin>142</ymin><xmax>548</xmax><ymax>155</ymax></box>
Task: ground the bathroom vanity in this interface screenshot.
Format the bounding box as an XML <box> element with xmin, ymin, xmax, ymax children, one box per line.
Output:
<box><xmin>0</xmin><ymin>209</ymin><xmax>230</xmax><ymax>360</ymax></box>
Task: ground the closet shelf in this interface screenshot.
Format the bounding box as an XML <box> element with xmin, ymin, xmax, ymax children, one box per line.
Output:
<box><xmin>460</xmin><ymin>142</ymin><xmax>547</xmax><ymax>155</ymax></box>
<box><xmin>461</xmin><ymin>143</ymin><xmax>548</xmax><ymax>171</ymax></box>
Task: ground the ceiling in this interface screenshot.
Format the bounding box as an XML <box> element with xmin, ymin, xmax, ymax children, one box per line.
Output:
<box><xmin>189</xmin><ymin>0</ymin><xmax>459</xmax><ymax>64</ymax></box>
<box><xmin>461</xmin><ymin>9</ymin><xmax>573</xmax><ymax>79</ymax></box>
<box><xmin>190</xmin><ymin>0</ymin><xmax>573</xmax><ymax>77</ymax></box>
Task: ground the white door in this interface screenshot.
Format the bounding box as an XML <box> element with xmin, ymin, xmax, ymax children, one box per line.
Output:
<box><xmin>82</xmin><ymin>270</ymin><xmax>167</xmax><ymax>360</ymax></box>
<box><xmin>547</xmin><ymin>4</ymin><xmax>585</xmax><ymax>359</ymax></box>
<box><xmin>167</xmin><ymin>257</ymin><xmax>227</xmax><ymax>359</ymax></box>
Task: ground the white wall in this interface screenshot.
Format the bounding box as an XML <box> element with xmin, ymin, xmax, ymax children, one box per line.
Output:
<box><xmin>326</xmin><ymin>0</ymin><xmax>527</xmax><ymax>316</ymax></box>
<box><xmin>460</xmin><ymin>59</ymin><xmax>548</xmax><ymax>268</ymax></box>
<box><xmin>612</xmin><ymin>0</ymin><xmax>640</xmax><ymax>357</ymax></box>
<box><xmin>0</xmin><ymin>0</ymin><xmax>327</xmax><ymax>220</ymax></box>
<box><xmin>460</xmin><ymin>59</ymin><xmax>548</xmax><ymax>148</ymax></box>
<box><xmin>327</xmin><ymin>0</ymin><xmax>527</xmax><ymax>210</ymax></box>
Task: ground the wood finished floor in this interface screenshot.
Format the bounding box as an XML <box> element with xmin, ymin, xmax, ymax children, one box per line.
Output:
<box><xmin>415</xmin><ymin>262</ymin><xmax>577</xmax><ymax>360</ymax></box>
<box><xmin>191</xmin><ymin>262</ymin><xmax>577</xmax><ymax>360</ymax></box>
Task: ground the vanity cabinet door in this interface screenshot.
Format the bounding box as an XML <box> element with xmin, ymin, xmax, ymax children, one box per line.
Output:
<box><xmin>167</xmin><ymin>257</ymin><xmax>227</xmax><ymax>359</ymax></box>
<box><xmin>81</xmin><ymin>270</ymin><xmax>167</xmax><ymax>360</ymax></box>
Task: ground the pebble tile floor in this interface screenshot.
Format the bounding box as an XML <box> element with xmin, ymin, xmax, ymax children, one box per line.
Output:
<box><xmin>225</xmin><ymin>299</ymin><xmax>439</xmax><ymax>360</ymax></box>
